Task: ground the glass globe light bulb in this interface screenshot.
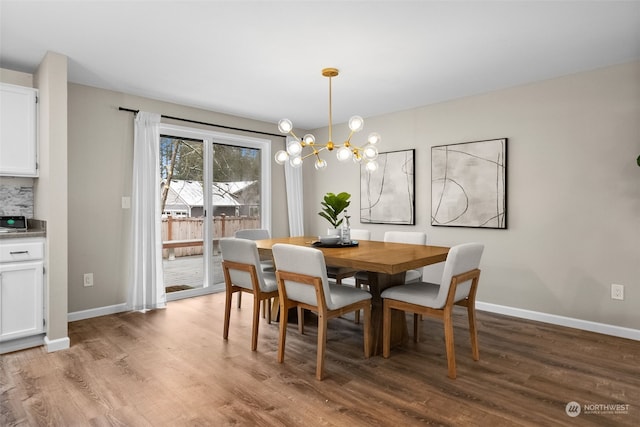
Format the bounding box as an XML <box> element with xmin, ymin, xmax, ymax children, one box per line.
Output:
<box><xmin>274</xmin><ymin>150</ymin><xmax>289</xmax><ymax>165</ymax></box>
<box><xmin>362</xmin><ymin>144</ymin><xmax>378</xmax><ymax>161</ymax></box>
<box><xmin>348</xmin><ymin>116</ymin><xmax>364</xmax><ymax>132</ymax></box>
<box><xmin>286</xmin><ymin>140</ymin><xmax>303</xmax><ymax>156</ymax></box>
<box><xmin>336</xmin><ymin>146</ymin><xmax>353</xmax><ymax>162</ymax></box>
<box><xmin>303</xmin><ymin>134</ymin><xmax>316</xmax><ymax>145</ymax></box>
<box><xmin>365</xmin><ymin>160</ymin><xmax>379</xmax><ymax>172</ymax></box>
<box><xmin>314</xmin><ymin>158</ymin><xmax>327</xmax><ymax>170</ymax></box>
<box><xmin>367</xmin><ymin>132</ymin><xmax>381</xmax><ymax>145</ymax></box>
<box><xmin>290</xmin><ymin>156</ymin><xmax>303</xmax><ymax>168</ymax></box>
<box><xmin>278</xmin><ymin>119</ymin><xmax>293</xmax><ymax>134</ymax></box>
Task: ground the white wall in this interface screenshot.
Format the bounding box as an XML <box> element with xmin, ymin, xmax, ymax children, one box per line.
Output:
<box><xmin>304</xmin><ymin>61</ymin><xmax>640</xmax><ymax>330</ymax></box>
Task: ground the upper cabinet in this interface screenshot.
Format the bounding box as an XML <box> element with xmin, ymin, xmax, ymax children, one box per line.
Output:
<box><xmin>0</xmin><ymin>83</ymin><xmax>38</xmax><ymax>177</ymax></box>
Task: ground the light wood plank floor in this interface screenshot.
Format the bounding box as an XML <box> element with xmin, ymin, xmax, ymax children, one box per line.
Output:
<box><xmin>1</xmin><ymin>292</ymin><xmax>638</xmax><ymax>426</ymax></box>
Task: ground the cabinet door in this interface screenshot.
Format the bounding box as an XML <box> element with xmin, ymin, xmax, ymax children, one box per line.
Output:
<box><xmin>0</xmin><ymin>83</ymin><xmax>38</xmax><ymax>177</ymax></box>
<box><xmin>0</xmin><ymin>261</ymin><xmax>44</xmax><ymax>341</ymax></box>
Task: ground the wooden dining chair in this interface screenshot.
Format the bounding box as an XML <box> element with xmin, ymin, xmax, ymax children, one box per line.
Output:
<box><xmin>381</xmin><ymin>243</ymin><xmax>484</xmax><ymax>379</ymax></box>
<box><xmin>220</xmin><ymin>238</ymin><xmax>278</xmax><ymax>351</ymax></box>
<box><xmin>234</xmin><ymin>228</ymin><xmax>275</xmax><ymax>312</ymax></box>
<box><xmin>326</xmin><ymin>228</ymin><xmax>371</xmax><ymax>285</ymax></box>
<box><xmin>272</xmin><ymin>243</ymin><xmax>372</xmax><ymax>380</ymax></box>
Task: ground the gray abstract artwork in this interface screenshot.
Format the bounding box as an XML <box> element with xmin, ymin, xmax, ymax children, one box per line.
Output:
<box><xmin>431</xmin><ymin>138</ymin><xmax>507</xmax><ymax>229</ymax></box>
<box><xmin>360</xmin><ymin>149</ymin><xmax>415</xmax><ymax>225</ymax></box>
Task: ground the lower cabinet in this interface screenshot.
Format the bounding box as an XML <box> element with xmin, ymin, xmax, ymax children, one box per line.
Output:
<box><xmin>0</xmin><ymin>239</ymin><xmax>45</xmax><ymax>342</ymax></box>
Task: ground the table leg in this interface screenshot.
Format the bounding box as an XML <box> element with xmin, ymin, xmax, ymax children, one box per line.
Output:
<box><xmin>367</xmin><ymin>271</ymin><xmax>408</xmax><ymax>356</ymax></box>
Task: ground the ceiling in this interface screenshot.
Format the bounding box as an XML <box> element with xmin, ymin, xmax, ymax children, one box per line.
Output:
<box><xmin>1</xmin><ymin>1</ymin><xmax>639</xmax><ymax>130</ymax></box>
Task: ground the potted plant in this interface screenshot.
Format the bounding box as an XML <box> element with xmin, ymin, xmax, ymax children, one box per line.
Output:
<box><xmin>318</xmin><ymin>192</ymin><xmax>351</xmax><ymax>232</ymax></box>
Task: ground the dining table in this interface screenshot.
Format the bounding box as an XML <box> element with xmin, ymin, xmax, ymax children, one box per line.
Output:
<box><xmin>255</xmin><ymin>236</ymin><xmax>450</xmax><ymax>355</ymax></box>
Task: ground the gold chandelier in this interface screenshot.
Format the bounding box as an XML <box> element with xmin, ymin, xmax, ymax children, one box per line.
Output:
<box><xmin>274</xmin><ymin>68</ymin><xmax>381</xmax><ymax>171</ymax></box>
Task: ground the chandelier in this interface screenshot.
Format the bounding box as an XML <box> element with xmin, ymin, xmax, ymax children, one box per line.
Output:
<box><xmin>274</xmin><ymin>68</ymin><xmax>381</xmax><ymax>171</ymax></box>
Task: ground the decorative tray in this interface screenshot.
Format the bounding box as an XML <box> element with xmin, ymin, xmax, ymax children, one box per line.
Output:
<box><xmin>311</xmin><ymin>240</ymin><xmax>359</xmax><ymax>248</ymax></box>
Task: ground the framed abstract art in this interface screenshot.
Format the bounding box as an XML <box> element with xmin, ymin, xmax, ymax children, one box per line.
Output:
<box><xmin>431</xmin><ymin>138</ymin><xmax>507</xmax><ymax>229</ymax></box>
<box><xmin>361</xmin><ymin>149</ymin><xmax>415</xmax><ymax>225</ymax></box>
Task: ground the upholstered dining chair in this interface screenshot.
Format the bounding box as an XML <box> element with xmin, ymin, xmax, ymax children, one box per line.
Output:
<box><xmin>353</xmin><ymin>230</ymin><xmax>427</xmax><ymax>290</ymax></box>
<box><xmin>381</xmin><ymin>242</ymin><xmax>484</xmax><ymax>379</ymax></box>
<box><xmin>326</xmin><ymin>228</ymin><xmax>371</xmax><ymax>285</ymax></box>
<box><xmin>272</xmin><ymin>243</ymin><xmax>372</xmax><ymax>380</ymax></box>
<box><xmin>220</xmin><ymin>238</ymin><xmax>278</xmax><ymax>351</ymax></box>
<box><xmin>234</xmin><ymin>228</ymin><xmax>275</xmax><ymax>311</ymax></box>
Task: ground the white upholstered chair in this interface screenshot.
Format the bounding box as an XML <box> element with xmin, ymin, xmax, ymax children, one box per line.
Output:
<box><xmin>354</xmin><ymin>230</ymin><xmax>427</xmax><ymax>290</ymax></box>
<box><xmin>381</xmin><ymin>242</ymin><xmax>484</xmax><ymax>379</ymax></box>
<box><xmin>326</xmin><ymin>228</ymin><xmax>371</xmax><ymax>285</ymax></box>
<box><xmin>234</xmin><ymin>228</ymin><xmax>275</xmax><ymax>311</ymax></box>
<box><xmin>220</xmin><ymin>238</ymin><xmax>278</xmax><ymax>351</ymax></box>
<box><xmin>272</xmin><ymin>243</ymin><xmax>372</xmax><ymax>380</ymax></box>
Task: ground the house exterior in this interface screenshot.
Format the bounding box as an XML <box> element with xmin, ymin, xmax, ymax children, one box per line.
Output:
<box><xmin>162</xmin><ymin>179</ymin><xmax>259</xmax><ymax>218</ymax></box>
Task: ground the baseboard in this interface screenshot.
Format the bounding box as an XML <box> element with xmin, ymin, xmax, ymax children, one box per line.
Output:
<box><xmin>44</xmin><ymin>335</ymin><xmax>70</xmax><ymax>352</ymax></box>
<box><xmin>68</xmin><ymin>303</ymin><xmax>128</xmax><ymax>322</ymax></box>
<box><xmin>0</xmin><ymin>334</ymin><xmax>45</xmax><ymax>354</ymax></box>
<box><xmin>476</xmin><ymin>301</ymin><xmax>640</xmax><ymax>341</ymax></box>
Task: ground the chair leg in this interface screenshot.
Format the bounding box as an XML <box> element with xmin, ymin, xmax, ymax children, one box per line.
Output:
<box><xmin>354</xmin><ymin>279</ymin><xmax>367</xmax><ymax>324</ymax></box>
<box><xmin>297</xmin><ymin>307</ymin><xmax>305</xmax><ymax>334</ymax></box>
<box><xmin>262</xmin><ymin>299</ymin><xmax>266</xmax><ymax>318</ymax></box>
<box><xmin>237</xmin><ymin>291</ymin><xmax>242</xmax><ymax>308</ymax></box>
<box><xmin>316</xmin><ymin>313</ymin><xmax>327</xmax><ymax>380</ymax></box>
<box><xmin>382</xmin><ymin>301</ymin><xmax>392</xmax><ymax>358</ymax></box>
<box><xmin>443</xmin><ymin>309</ymin><xmax>457</xmax><ymax>379</ymax></box>
<box><xmin>223</xmin><ymin>289</ymin><xmax>233</xmax><ymax>340</ymax></box>
<box><xmin>278</xmin><ymin>305</ymin><xmax>288</xmax><ymax>363</ymax></box>
<box><xmin>467</xmin><ymin>304</ymin><xmax>480</xmax><ymax>361</ymax></box>
<box><xmin>251</xmin><ymin>295</ymin><xmax>261</xmax><ymax>351</ymax></box>
<box><xmin>266</xmin><ymin>298</ymin><xmax>272</xmax><ymax>325</ymax></box>
<box><xmin>363</xmin><ymin>304</ymin><xmax>371</xmax><ymax>359</ymax></box>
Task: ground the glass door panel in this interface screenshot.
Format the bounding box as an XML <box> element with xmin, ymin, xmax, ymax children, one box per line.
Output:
<box><xmin>160</xmin><ymin>136</ymin><xmax>206</xmax><ymax>294</ymax></box>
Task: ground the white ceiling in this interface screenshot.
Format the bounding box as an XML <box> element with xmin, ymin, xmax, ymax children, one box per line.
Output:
<box><xmin>1</xmin><ymin>1</ymin><xmax>639</xmax><ymax>130</ymax></box>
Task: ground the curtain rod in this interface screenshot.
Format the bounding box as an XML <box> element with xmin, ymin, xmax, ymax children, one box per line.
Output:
<box><xmin>118</xmin><ymin>107</ymin><xmax>284</xmax><ymax>139</ymax></box>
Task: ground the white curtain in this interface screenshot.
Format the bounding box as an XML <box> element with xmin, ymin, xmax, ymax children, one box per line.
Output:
<box><xmin>128</xmin><ymin>111</ymin><xmax>166</xmax><ymax>312</ymax></box>
<box><xmin>284</xmin><ymin>137</ymin><xmax>304</xmax><ymax>236</ymax></box>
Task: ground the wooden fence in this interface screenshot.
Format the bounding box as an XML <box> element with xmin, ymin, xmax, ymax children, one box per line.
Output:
<box><xmin>162</xmin><ymin>215</ymin><xmax>260</xmax><ymax>259</ymax></box>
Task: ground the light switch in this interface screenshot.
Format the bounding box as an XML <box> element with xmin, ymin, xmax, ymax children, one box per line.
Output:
<box><xmin>122</xmin><ymin>196</ymin><xmax>131</xmax><ymax>209</ymax></box>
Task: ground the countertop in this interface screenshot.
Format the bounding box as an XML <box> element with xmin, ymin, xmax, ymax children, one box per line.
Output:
<box><xmin>0</xmin><ymin>219</ymin><xmax>46</xmax><ymax>240</ymax></box>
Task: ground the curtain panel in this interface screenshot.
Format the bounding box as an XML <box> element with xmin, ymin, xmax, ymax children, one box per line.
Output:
<box><xmin>128</xmin><ymin>111</ymin><xmax>166</xmax><ymax>312</ymax></box>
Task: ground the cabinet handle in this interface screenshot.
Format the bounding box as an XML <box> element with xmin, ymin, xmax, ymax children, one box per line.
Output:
<box><xmin>9</xmin><ymin>251</ymin><xmax>29</xmax><ymax>255</ymax></box>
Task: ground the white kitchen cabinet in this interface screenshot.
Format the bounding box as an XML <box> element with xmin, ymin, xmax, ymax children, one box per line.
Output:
<box><xmin>0</xmin><ymin>238</ymin><xmax>44</xmax><ymax>342</ymax></box>
<box><xmin>0</xmin><ymin>83</ymin><xmax>38</xmax><ymax>177</ymax></box>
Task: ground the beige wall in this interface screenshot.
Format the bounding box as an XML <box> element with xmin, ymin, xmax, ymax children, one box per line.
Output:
<box><xmin>304</xmin><ymin>61</ymin><xmax>640</xmax><ymax>330</ymax></box>
<box><xmin>67</xmin><ymin>84</ymin><xmax>288</xmax><ymax>312</ymax></box>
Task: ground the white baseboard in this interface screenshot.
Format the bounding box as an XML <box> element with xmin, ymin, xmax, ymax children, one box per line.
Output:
<box><xmin>0</xmin><ymin>334</ymin><xmax>45</xmax><ymax>354</ymax></box>
<box><xmin>68</xmin><ymin>303</ymin><xmax>128</xmax><ymax>322</ymax></box>
<box><xmin>476</xmin><ymin>301</ymin><xmax>640</xmax><ymax>341</ymax></box>
<box><xmin>44</xmin><ymin>335</ymin><xmax>70</xmax><ymax>352</ymax></box>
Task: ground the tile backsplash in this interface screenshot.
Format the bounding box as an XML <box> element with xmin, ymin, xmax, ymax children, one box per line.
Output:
<box><xmin>0</xmin><ymin>183</ymin><xmax>34</xmax><ymax>217</ymax></box>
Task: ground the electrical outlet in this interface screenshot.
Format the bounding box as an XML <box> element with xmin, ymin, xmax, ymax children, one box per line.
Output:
<box><xmin>611</xmin><ymin>283</ymin><xmax>624</xmax><ymax>300</ymax></box>
<box><xmin>84</xmin><ymin>273</ymin><xmax>94</xmax><ymax>287</ymax></box>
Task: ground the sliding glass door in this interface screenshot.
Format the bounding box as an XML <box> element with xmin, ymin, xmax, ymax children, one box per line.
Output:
<box><xmin>158</xmin><ymin>124</ymin><xmax>271</xmax><ymax>300</ymax></box>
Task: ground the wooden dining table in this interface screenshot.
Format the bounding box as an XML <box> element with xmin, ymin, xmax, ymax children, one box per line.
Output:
<box><xmin>255</xmin><ymin>236</ymin><xmax>450</xmax><ymax>355</ymax></box>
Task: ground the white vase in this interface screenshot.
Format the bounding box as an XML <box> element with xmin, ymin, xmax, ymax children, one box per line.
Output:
<box><xmin>326</xmin><ymin>228</ymin><xmax>340</xmax><ymax>236</ymax></box>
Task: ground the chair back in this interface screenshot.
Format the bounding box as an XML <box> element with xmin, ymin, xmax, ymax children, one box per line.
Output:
<box><xmin>350</xmin><ymin>228</ymin><xmax>371</xmax><ymax>240</ymax></box>
<box><xmin>384</xmin><ymin>231</ymin><xmax>426</xmax><ymax>245</ymax></box>
<box><xmin>434</xmin><ymin>243</ymin><xmax>484</xmax><ymax>308</ymax></box>
<box><xmin>220</xmin><ymin>238</ymin><xmax>269</xmax><ymax>291</ymax></box>
<box><xmin>272</xmin><ymin>244</ymin><xmax>335</xmax><ymax>309</ymax></box>
<box><xmin>235</xmin><ymin>228</ymin><xmax>270</xmax><ymax>240</ymax></box>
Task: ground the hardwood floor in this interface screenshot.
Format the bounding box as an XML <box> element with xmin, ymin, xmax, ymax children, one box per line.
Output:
<box><xmin>1</xmin><ymin>292</ymin><xmax>638</xmax><ymax>426</ymax></box>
